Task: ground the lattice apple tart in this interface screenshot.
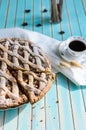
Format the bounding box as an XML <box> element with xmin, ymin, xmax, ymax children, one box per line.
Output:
<box><xmin>0</xmin><ymin>38</ymin><xmax>55</xmax><ymax>109</ymax></box>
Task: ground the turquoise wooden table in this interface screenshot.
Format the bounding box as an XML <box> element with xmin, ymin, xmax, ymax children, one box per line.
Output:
<box><xmin>0</xmin><ymin>0</ymin><xmax>86</xmax><ymax>130</ymax></box>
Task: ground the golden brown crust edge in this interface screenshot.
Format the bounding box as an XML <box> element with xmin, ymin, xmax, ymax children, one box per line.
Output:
<box><xmin>0</xmin><ymin>94</ymin><xmax>29</xmax><ymax>110</ymax></box>
<box><xmin>29</xmin><ymin>73</ymin><xmax>55</xmax><ymax>104</ymax></box>
<box><xmin>0</xmin><ymin>38</ymin><xmax>55</xmax><ymax>108</ymax></box>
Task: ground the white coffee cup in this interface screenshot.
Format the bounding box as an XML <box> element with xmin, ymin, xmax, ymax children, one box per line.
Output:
<box><xmin>66</xmin><ymin>36</ymin><xmax>86</xmax><ymax>57</ymax></box>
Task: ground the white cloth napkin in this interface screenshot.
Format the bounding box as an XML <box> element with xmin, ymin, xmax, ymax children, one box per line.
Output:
<box><xmin>0</xmin><ymin>27</ymin><xmax>86</xmax><ymax>86</ymax></box>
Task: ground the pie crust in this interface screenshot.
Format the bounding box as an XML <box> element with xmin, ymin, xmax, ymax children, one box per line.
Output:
<box><xmin>0</xmin><ymin>38</ymin><xmax>55</xmax><ymax>109</ymax></box>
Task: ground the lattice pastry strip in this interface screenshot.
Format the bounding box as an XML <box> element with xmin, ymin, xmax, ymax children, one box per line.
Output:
<box><xmin>17</xmin><ymin>43</ymin><xmax>54</xmax><ymax>104</ymax></box>
<box><xmin>0</xmin><ymin>42</ymin><xmax>28</xmax><ymax>109</ymax></box>
<box><xmin>33</xmin><ymin>46</ymin><xmax>46</xmax><ymax>90</ymax></box>
<box><xmin>11</xmin><ymin>42</ymin><xmax>39</xmax><ymax>102</ymax></box>
<box><xmin>0</xmin><ymin>70</ymin><xmax>28</xmax><ymax>109</ymax></box>
<box><xmin>0</xmin><ymin>41</ymin><xmax>9</xmax><ymax>101</ymax></box>
<box><xmin>0</xmin><ymin>38</ymin><xmax>51</xmax><ymax>72</ymax></box>
<box><xmin>0</xmin><ymin>38</ymin><xmax>55</xmax><ymax>107</ymax></box>
<box><xmin>17</xmin><ymin>42</ymin><xmax>41</xmax><ymax>103</ymax></box>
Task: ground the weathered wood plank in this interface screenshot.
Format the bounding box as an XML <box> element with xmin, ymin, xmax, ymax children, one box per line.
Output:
<box><xmin>81</xmin><ymin>86</ymin><xmax>86</xmax><ymax>111</ymax></box>
<box><xmin>41</xmin><ymin>0</ymin><xmax>51</xmax><ymax>36</ymax></box>
<box><xmin>0</xmin><ymin>111</ymin><xmax>5</xmax><ymax>130</ymax></box>
<box><xmin>31</xmin><ymin>1</ymin><xmax>46</xmax><ymax>130</ymax></box>
<box><xmin>81</xmin><ymin>0</ymin><xmax>86</xmax><ymax>15</ymax></box>
<box><xmin>69</xmin><ymin>82</ymin><xmax>86</xmax><ymax>130</ymax></box>
<box><xmin>60</xmin><ymin>1</ymin><xmax>86</xmax><ymax>129</ymax></box>
<box><xmin>15</xmin><ymin>0</ymin><xmax>25</xmax><ymax>27</ymax></box>
<box><xmin>51</xmin><ymin>1</ymin><xmax>76</xmax><ymax>129</ymax></box>
<box><xmin>64</xmin><ymin>0</ymin><xmax>81</xmax><ymax>36</ymax></box>
<box><xmin>57</xmin><ymin>74</ymin><xmax>74</xmax><ymax>130</ymax></box>
<box><xmin>17</xmin><ymin>104</ymin><xmax>31</xmax><ymax>130</ymax></box>
<box><xmin>24</xmin><ymin>0</ymin><xmax>33</xmax><ymax>30</ymax></box>
<box><xmin>14</xmin><ymin>0</ymin><xmax>32</xmax><ymax>130</ymax></box>
<box><xmin>0</xmin><ymin>0</ymin><xmax>2</xmax><ymax>8</ymax></box>
<box><xmin>6</xmin><ymin>0</ymin><xmax>17</xmax><ymax>28</ymax></box>
<box><xmin>42</xmin><ymin>0</ymin><xmax>60</xmax><ymax>130</ymax></box>
<box><xmin>33</xmin><ymin>0</ymin><xmax>42</xmax><ymax>33</ymax></box>
<box><xmin>72</xmin><ymin>0</ymin><xmax>86</xmax><ymax>37</ymax></box>
<box><xmin>3</xmin><ymin>109</ymin><xmax>18</xmax><ymax>130</ymax></box>
<box><xmin>65</xmin><ymin>0</ymin><xmax>86</xmax><ymax>112</ymax></box>
<box><xmin>45</xmin><ymin>80</ymin><xmax>60</xmax><ymax>130</ymax></box>
<box><xmin>0</xmin><ymin>1</ymin><xmax>9</xmax><ymax>130</ymax></box>
<box><xmin>0</xmin><ymin>0</ymin><xmax>9</xmax><ymax>28</ymax></box>
<box><xmin>31</xmin><ymin>99</ymin><xmax>46</xmax><ymax>130</ymax></box>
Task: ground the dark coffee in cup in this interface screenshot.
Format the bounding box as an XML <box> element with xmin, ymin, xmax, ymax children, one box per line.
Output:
<box><xmin>69</xmin><ymin>40</ymin><xmax>86</xmax><ymax>52</ymax></box>
<box><xmin>66</xmin><ymin>36</ymin><xmax>86</xmax><ymax>57</ymax></box>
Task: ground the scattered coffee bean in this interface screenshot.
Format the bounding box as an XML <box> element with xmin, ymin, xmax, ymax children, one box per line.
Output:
<box><xmin>40</xmin><ymin>120</ymin><xmax>43</xmax><ymax>122</ymax></box>
<box><xmin>42</xmin><ymin>9</ymin><xmax>48</xmax><ymax>13</ymax></box>
<box><xmin>22</xmin><ymin>22</ymin><xmax>28</xmax><ymax>26</ymax></box>
<box><xmin>56</xmin><ymin>100</ymin><xmax>59</xmax><ymax>103</ymax></box>
<box><xmin>24</xmin><ymin>9</ymin><xmax>31</xmax><ymax>13</ymax></box>
<box><xmin>36</xmin><ymin>23</ymin><xmax>42</xmax><ymax>27</ymax></box>
<box><xmin>59</xmin><ymin>31</ymin><xmax>65</xmax><ymax>35</ymax></box>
